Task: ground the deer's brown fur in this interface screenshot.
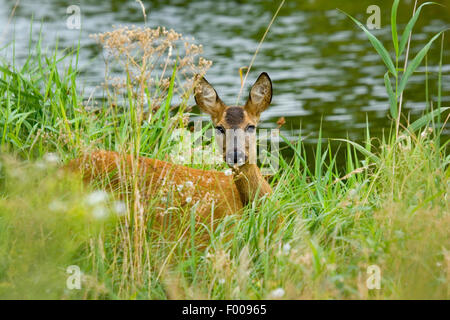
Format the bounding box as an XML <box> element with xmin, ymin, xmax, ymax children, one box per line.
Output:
<box><xmin>68</xmin><ymin>150</ymin><xmax>243</xmax><ymax>221</ymax></box>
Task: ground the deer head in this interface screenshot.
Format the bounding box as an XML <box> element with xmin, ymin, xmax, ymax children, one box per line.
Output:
<box><xmin>194</xmin><ymin>72</ymin><xmax>272</xmax><ymax>167</ymax></box>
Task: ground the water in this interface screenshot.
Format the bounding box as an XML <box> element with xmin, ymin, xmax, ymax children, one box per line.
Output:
<box><xmin>1</xmin><ymin>0</ymin><xmax>449</xmax><ymax>157</ymax></box>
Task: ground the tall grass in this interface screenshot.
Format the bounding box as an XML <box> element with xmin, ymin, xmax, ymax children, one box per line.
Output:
<box><xmin>0</xmin><ymin>1</ymin><xmax>449</xmax><ymax>299</ymax></box>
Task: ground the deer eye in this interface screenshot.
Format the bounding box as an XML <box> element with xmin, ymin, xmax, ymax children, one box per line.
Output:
<box><xmin>246</xmin><ymin>125</ymin><xmax>256</xmax><ymax>133</ymax></box>
<box><xmin>215</xmin><ymin>126</ymin><xmax>225</xmax><ymax>135</ymax></box>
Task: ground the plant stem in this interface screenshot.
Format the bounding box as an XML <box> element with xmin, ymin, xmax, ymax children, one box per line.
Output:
<box><xmin>397</xmin><ymin>0</ymin><xmax>418</xmax><ymax>137</ymax></box>
<box><xmin>236</xmin><ymin>0</ymin><xmax>284</xmax><ymax>105</ymax></box>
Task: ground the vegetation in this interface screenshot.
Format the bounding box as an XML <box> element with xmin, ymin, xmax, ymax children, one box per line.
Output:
<box><xmin>0</xmin><ymin>1</ymin><xmax>448</xmax><ymax>299</ymax></box>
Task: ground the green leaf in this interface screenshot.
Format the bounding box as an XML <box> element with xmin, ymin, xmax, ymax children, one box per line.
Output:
<box><xmin>339</xmin><ymin>9</ymin><xmax>397</xmax><ymax>76</ymax></box>
<box><xmin>406</xmin><ymin>107</ymin><xmax>449</xmax><ymax>133</ymax></box>
<box><xmin>384</xmin><ymin>71</ymin><xmax>397</xmax><ymax>119</ymax></box>
<box><xmin>333</xmin><ymin>138</ymin><xmax>380</xmax><ymax>163</ymax></box>
<box><xmin>398</xmin><ymin>31</ymin><xmax>444</xmax><ymax>94</ymax></box>
<box><xmin>279</xmin><ymin>133</ymin><xmax>312</xmax><ymax>177</ymax></box>
<box><xmin>391</xmin><ymin>0</ymin><xmax>400</xmax><ymax>57</ymax></box>
<box><xmin>164</xmin><ymin>60</ymin><xmax>177</xmax><ymax>121</ymax></box>
<box><xmin>399</xmin><ymin>2</ymin><xmax>438</xmax><ymax>57</ymax></box>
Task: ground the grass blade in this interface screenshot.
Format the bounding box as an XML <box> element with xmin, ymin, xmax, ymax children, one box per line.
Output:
<box><xmin>391</xmin><ymin>0</ymin><xmax>400</xmax><ymax>57</ymax></box>
<box><xmin>333</xmin><ymin>138</ymin><xmax>380</xmax><ymax>163</ymax></box>
<box><xmin>384</xmin><ymin>71</ymin><xmax>397</xmax><ymax>119</ymax></box>
<box><xmin>436</xmin><ymin>33</ymin><xmax>444</xmax><ymax>148</ymax></box>
<box><xmin>398</xmin><ymin>31</ymin><xmax>444</xmax><ymax>94</ymax></box>
<box><xmin>406</xmin><ymin>107</ymin><xmax>449</xmax><ymax>133</ymax></box>
<box><xmin>339</xmin><ymin>9</ymin><xmax>397</xmax><ymax>76</ymax></box>
<box><xmin>399</xmin><ymin>2</ymin><xmax>438</xmax><ymax>57</ymax></box>
<box><xmin>164</xmin><ymin>60</ymin><xmax>177</xmax><ymax>121</ymax></box>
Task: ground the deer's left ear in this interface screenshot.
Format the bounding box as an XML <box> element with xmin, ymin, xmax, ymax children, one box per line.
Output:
<box><xmin>194</xmin><ymin>75</ymin><xmax>226</xmax><ymax>123</ymax></box>
<box><xmin>245</xmin><ymin>72</ymin><xmax>272</xmax><ymax>119</ymax></box>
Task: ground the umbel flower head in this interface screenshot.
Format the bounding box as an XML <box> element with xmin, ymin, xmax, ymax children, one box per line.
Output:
<box><xmin>91</xmin><ymin>26</ymin><xmax>212</xmax><ymax>113</ymax></box>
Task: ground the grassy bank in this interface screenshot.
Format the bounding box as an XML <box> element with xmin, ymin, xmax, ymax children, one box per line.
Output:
<box><xmin>0</xmin><ymin>4</ymin><xmax>449</xmax><ymax>299</ymax></box>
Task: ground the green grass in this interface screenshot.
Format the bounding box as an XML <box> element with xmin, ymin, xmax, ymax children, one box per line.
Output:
<box><xmin>0</xmin><ymin>2</ymin><xmax>449</xmax><ymax>299</ymax></box>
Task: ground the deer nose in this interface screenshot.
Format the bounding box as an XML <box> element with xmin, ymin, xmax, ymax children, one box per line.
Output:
<box><xmin>226</xmin><ymin>149</ymin><xmax>246</xmax><ymax>167</ymax></box>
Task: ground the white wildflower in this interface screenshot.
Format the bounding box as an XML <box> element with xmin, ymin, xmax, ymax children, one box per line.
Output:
<box><xmin>34</xmin><ymin>160</ymin><xmax>47</xmax><ymax>169</ymax></box>
<box><xmin>421</xmin><ymin>127</ymin><xmax>433</xmax><ymax>139</ymax></box>
<box><xmin>224</xmin><ymin>169</ymin><xmax>232</xmax><ymax>176</ymax></box>
<box><xmin>92</xmin><ymin>206</ymin><xmax>108</xmax><ymax>220</ymax></box>
<box><xmin>85</xmin><ymin>190</ymin><xmax>108</xmax><ymax>206</ymax></box>
<box><xmin>185</xmin><ymin>181</ymin><xmax>194</xmax><ymax>188</ymax></box>
<box><xmin>44</xmin><ymin>152</ymin><xmax>60</xmax><ymax>164</ymax></box>
<box><xmin>169</xmin><ymin>129</ymin><xmax>183</xmax><ymax>141</ymax></box>
<box><xmin>327</xmin><ymin>263</ymin><xmax>337</xmax><ymax>272</ymax></box>
<box><xmin>186</xmin><ymin>196</ymin><xmax>192</xmax><ymax>203</ymax></box>
<box><xmin>177</xmin><ymin>184</ymin><xmax>184</xmax><ymax>192</ymax></box>
<box><xmin>218</xmin><ymin>278</ymin><xmax>225</xmax><ymax>285</ymax></box>
<box><xmin>48</xmin><ymin>200</ymin><xmax>67</xmax><ymax>212</ymax></box>
<box><xmin>269</xmin><ymin>288</ymin><xmax>285</xmax><ymax>299</ymax></box>
<box><xmin>113</xmin><ymin>200</ymin><xmax>127</xmax><ymax>216</ymax></box>
<box><xmin>282</xmin><ymin>243</ymin><xmax>291</xmax><ymax>255</ymax></box>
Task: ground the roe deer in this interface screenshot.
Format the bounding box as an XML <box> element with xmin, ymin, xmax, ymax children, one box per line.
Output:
<box><xmin>69</xmin><ymin>72</ymin><xmax>273</xmax><ymax>222</ymax></box>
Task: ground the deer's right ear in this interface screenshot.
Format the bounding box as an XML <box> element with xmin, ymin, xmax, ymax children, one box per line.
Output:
<box><xmin>244</xmin><ymin>72</ymin><xmax>272</xmax><ymax>120</ymax></box>
<box><xmin>194</xmin><ymin>75</ymin><xmax>225</xmax><ymax>122</ymax></box>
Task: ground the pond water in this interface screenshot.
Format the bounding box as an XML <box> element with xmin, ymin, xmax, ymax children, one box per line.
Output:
<box><xmin>1</xmin><ymin>0</ymin><xmax>449</xmax><ymax>160</ymax></box>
